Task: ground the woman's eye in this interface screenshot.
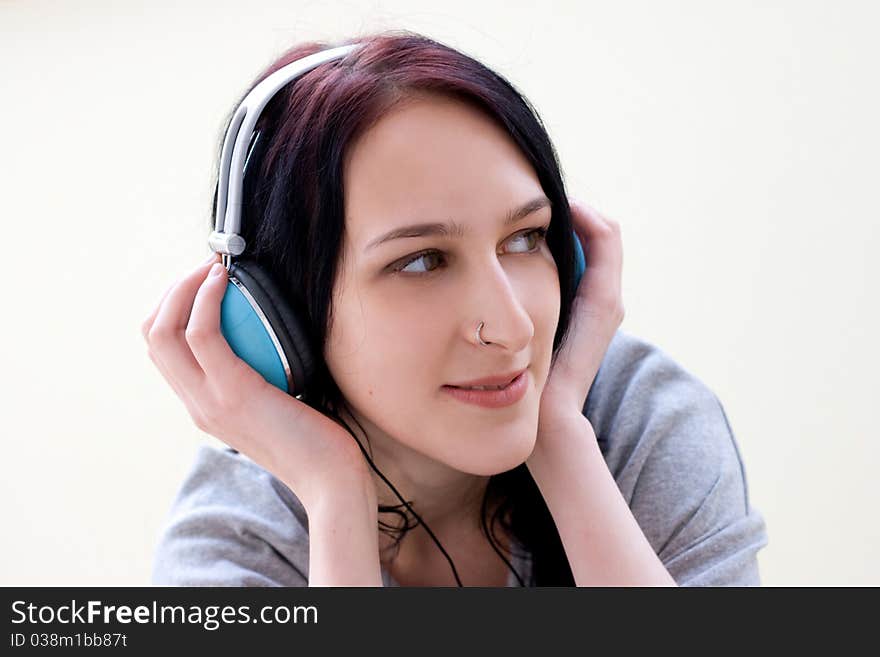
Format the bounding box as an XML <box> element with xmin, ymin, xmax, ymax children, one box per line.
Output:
<box><xmin>392</xmin><ymin>227</ymin><xmax>548</xmax><ymax>276</ymax></box>
<box><xmin>396</xmin><ymin>250</ymin><xmax>446</xmax><ymax>275</ymax></box>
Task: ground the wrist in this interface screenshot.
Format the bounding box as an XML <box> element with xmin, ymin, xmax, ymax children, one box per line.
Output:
<box><xmin>530</xmin><ymin>411</ymin><xmax>599</xmax><ymax>475</ymax></box>
<box><xmin>307</xmin><ymin>469</ymin><xmax>378</xmax><ymax>519</ymax></box>
<box><xmin>306</xmin><ymin>474</ymin><xmax>383</xmax><ymax>587</ymax></box>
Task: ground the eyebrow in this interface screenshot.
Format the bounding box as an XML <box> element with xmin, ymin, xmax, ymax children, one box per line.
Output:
<box><xmin>364</xmin><ymin>195</ymin><xmax>552</xmax><ymax>253</ymax></box>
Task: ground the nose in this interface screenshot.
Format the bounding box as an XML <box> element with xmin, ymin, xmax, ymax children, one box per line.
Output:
<box><xmin>466</xmin><ymin>257</ymin><xmax>534</xmax><ymax>351</ymax></box>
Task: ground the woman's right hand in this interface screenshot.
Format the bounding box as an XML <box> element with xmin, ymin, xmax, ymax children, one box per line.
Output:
<box><xmin>141</xmin><ymin>253</ymin><xmax>375</xmax><ymax>513</ymax></box>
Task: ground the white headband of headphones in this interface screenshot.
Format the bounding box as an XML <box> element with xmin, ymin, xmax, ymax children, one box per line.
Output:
<box><xmin>209</xmin><ymin>43</ymin><xmax>363</xmax><ymax>260</ymax></box>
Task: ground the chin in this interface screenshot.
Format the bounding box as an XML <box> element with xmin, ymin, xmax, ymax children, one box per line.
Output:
<box><xmin>455</xmin><ymin>432</ymin><xmax>537</xmax><ymax>476</ymax></box>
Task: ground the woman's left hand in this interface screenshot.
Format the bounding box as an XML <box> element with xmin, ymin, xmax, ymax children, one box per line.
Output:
<box><xmin>535</xmin><ymin>199</ymin><xmax>625</xmax><ymax>443</ymax></box>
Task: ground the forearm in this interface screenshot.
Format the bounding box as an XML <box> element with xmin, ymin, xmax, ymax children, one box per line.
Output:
<box><xmin>305</xmin><ymin>484</ymin><xmax>383</xmax><ymax>587</ymax></box>
<box><xmin>528</xmin><ymin>412</ymin><xmax>677</xmax><ymax>587</ymax></box>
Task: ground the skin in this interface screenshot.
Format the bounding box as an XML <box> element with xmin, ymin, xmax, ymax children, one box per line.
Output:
<box><xmin>324</xmin><ymin>91</ymin><xmax>561</xmax><ymax>579</ymax></box>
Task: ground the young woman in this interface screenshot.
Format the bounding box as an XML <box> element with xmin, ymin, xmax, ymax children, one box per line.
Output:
<box><xmin>143</xmin><ymin>31</ymin><xmax>768</xmax><ymax>586</ymax></box>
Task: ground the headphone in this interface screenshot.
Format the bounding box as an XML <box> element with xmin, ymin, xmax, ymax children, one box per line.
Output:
<box><xmin>208</xmin><ymin>43</ymin><xmax>586</xmax><ymax>400</ymax></box>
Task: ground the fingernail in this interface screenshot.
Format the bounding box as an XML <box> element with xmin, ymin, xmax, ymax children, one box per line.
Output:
<box><xmin>210</xmin><ymin>263</ymin><xmax>226</xmax><ymax>277</ymax></box>
<box><xmin>203</xmin><ymin>253</ymin><xmax>218</xmax><ymax>265</ymax></box>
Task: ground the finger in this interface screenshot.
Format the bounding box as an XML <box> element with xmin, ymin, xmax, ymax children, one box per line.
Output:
<box><xmin>147</xmin><ymin>346</ymin><xmax>213</xmax><ymax>432</ymax></box>
<box><xmin>141</xmin><ymin>281</ymin><xmax>176</xmax><ymax>342</ymax></box>
<box><xmin>569</xmin><ymin>201</ymin><xmax>622</xmax><ymax>275</ymax></box>
<box><xmin>569</xmin><ymin>198</ymin><xmax>619</xmax><ymax>251</ymax></box>
<box><xmin>186</xmin><ymin>262</ymin><xmax>257</xmax><ymax>391</ymax></box>
<box><xmin>146</xmin><ymin>346</ymin><xmax>200</xmax><ymax>416</ymax></box>
<box><xmin>567</xmin><ymin>199</ymin><xmax>624</xmax><ymax>314</ymax></box>
<box><xmin>141</xmin><ymin>252</ymin><xmax>220</xmax><ymax>341</ymax></box>
<box><xmin>148</xmin><ymin>257</ymin><xmax>221</xmax><ymax>392</ymax></box>
<box><xmin>146</xmin><ymin>346</ymin><xmax>184</xmax><ymax>399</ymax></box>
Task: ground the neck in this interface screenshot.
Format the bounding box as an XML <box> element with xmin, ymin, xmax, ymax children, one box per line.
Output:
<box><xmin>334</xmin><ymin>404</ymin><xmax>494</xmax><ymax>546</ymax></box>
<box><xmin>371</xmin><ymin>442</ymin><xmax>493</xmax><ymax>542</ymax></box>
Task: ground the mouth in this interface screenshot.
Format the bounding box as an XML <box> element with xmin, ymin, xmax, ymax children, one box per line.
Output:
<box><xmin>445</xmin><ymin>367</ymin><xmax>527</xmax><ymax>390</ymax></box>
<box><xmin>441</xmin><ymin>370</ymin><xmax>529</xmax><ymax>408</ymax></box>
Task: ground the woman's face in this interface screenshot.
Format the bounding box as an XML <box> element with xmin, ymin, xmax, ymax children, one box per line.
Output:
<box><xmin>325</xmin><ymin>92</ymin><xmax>560</xmax><ymax>477</ymax></box>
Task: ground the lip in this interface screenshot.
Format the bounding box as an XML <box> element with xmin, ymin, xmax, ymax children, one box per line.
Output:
<box><xmin>446</xmin><ymin>368</ymin><xmax>527</xmax><ymax>388</ymax></box>
<box><xmin>441</xmin><ymin>370</ymin><xmax>529</xmax><ymax>408</ymax></box>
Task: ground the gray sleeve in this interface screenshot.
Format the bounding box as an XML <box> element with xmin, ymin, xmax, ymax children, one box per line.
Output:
<box><xmin>586</xmin><ymin>331</ymin><xmax>770</xmax><ymax>586</ymax></box>
<box><xmin>150</xmin><ymin>445</ymin><xmax>311</xmax><ymax>587</ymax></box>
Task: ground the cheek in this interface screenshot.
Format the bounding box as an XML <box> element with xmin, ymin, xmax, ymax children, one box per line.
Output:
<box><xmin>326</xmin><ymin>302</ymin><xmax>441</xmax><ymax>410</ymax></box>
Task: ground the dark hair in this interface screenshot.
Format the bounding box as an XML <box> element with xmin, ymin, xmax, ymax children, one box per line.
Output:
<box><xmin>210</xmin><ymin>30</ymin><xmax>580</xmax><ymax>586</ymax></box>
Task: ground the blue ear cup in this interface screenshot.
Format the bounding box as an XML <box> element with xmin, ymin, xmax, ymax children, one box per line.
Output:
<box><xmin>218</xmin><ymin>259</ymin><xmax>316</xmax><ymax>398</ymax></box>
<box><xmin>572</xmin><ymin>229</ymin><xmax>586</xmax><ymax>290</ymax></box>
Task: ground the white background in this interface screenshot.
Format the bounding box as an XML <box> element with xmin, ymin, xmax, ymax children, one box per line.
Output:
<box><xmin>2</xmin><ymin>0</ymin><xmax>877</xmax><ymax>585</ymax></box>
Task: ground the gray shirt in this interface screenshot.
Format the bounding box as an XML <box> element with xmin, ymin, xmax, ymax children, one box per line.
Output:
<box><xmin>151</xmin><ymin>329</ymin><xmax>769</xmax><ymax>586</ymax></box>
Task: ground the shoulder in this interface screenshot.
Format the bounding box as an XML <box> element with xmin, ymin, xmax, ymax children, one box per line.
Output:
<box><xmin>151</xmin><ymin>444</ymin><xmax>310</xmax><ymax>586</ymax></box>
<box><xmin>584</xmin><ymin>329</ymin><xmax>769</xmax><ymax>585</ymax></box>
<box><xmin>585</xmin><ymin>329</ymin><xmax>729</xmax><ymax>473</ymax></box>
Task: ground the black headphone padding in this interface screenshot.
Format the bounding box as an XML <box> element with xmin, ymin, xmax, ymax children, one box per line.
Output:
<box><xmin>228</xmin><ymin>258</ymin><xmax>316</xmax><ymax>398</ymax></box>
